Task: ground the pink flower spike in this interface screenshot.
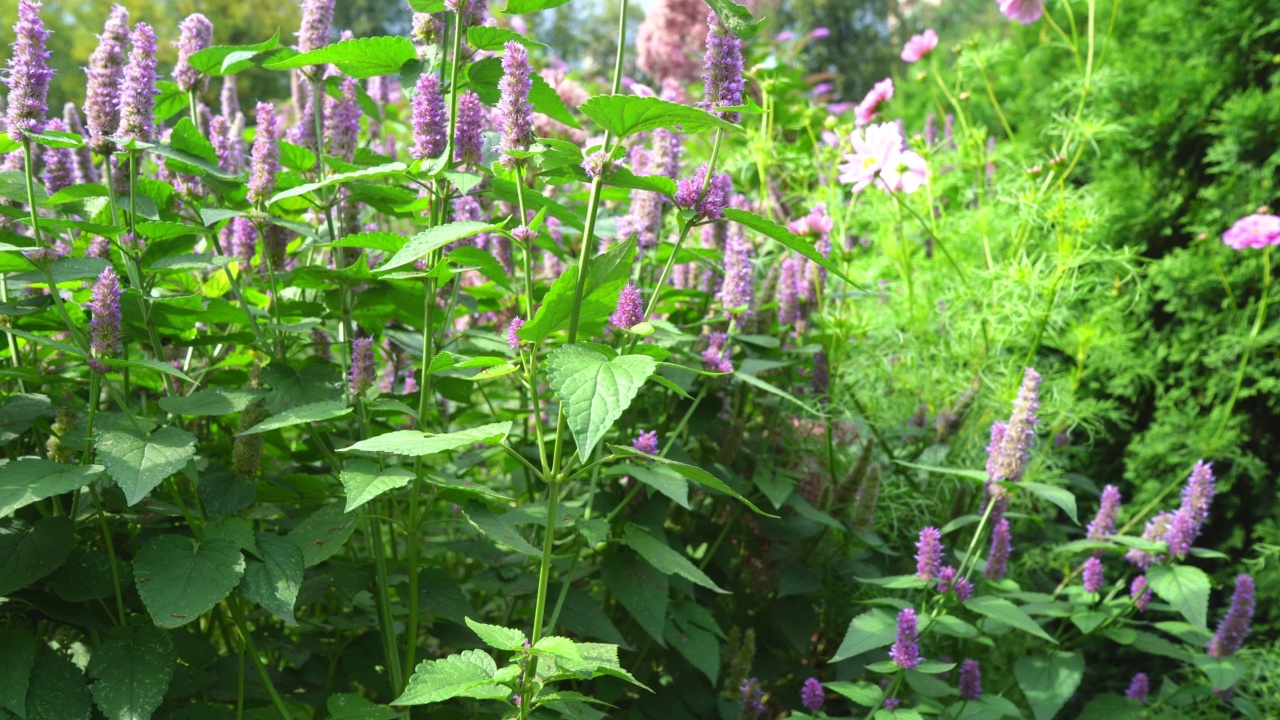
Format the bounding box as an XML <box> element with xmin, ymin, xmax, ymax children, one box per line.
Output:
<box><xmin>999</xmin><ymin>0</ymin><xmax>1045</xmax><ymax>24</ymax></box>
<box><xmin>901</xmin><ymin>29</ymin><xmax>938</xmax><ymax>63</ymax></box>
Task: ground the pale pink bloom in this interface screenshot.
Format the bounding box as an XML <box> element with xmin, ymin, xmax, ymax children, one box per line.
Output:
<box><xmin>901</xmin><ymin>29</ymin><xmax>938</xmax><ymax>63</ymax></box>
<box><xmin>1222</xmin><ymin>214</ymin><xmax>1280</xmax><ymax>250</ymax></box>
<box><xmin>881</xmin><ymin>149</ymin><xmax>928</xmax><ymax>194</ymax></box>
<box><xmin>999</xmin><ymin>0</ymin><xmax>1045</xmax><ymax>24</ymax></box>
<box><xmin>839</xmin><ymin>122</ymin><xmax>927</xmax><ymax>195</ymax></box>
<box><xmin>855</xmin><ymin>77</ymin><xmax>894</xmax><ymax>127</ymax></box>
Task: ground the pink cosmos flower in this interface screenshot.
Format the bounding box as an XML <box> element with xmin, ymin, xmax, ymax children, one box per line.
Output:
<box><xmin>999</xmin><ymin>0</ymin><xmax>1045</xmax><ymax>24</ymax></box>
<box><xmin>838</xmin><ymin>122</ymin><xmax>927</xmax><ymax>195</ymax></box>
<box><xmin>855</xmin><ymin>77</ymin><xmax>894</xmax><ymax>127</ymax></box>
<box><xmin>901</xmin><ymin>29</ymin><xmax>938</xmax><ymax>63</ymax></box>
<box><xmin>1222</xmin><ymin>213</ymin><xmax>1280</xmax><ymax>250</ymax></box>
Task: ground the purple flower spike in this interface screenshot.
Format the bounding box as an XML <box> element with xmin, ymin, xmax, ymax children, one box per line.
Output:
<box><xmin>915</xmin><ymin>526</ymin><xmax>944</xmax><ymax>580</ymax></box>
<box><xmin>40</xmin><ymin>118</ymin><xmax>74</xmax><ymax>196</ymax></box>
<box><xmin>297</xmin><ymin>0</ymin><xmax>336</xmax><ymax>54</ymax></box>
<box><xmin>701</xmin><ymin>331</ymin><xmax>734</xmax><ymax>373</ymax></box>
<box><xmin>701</xmin><ymin>12</ymin><xmax>744</xmax><ymax>123</ymax></box>
<box><xmin>4</xmin><ymin>0</ymin><xmax>54</xmax><ymax>139</ymax></box>
<box><xmin>611</xmin><ymin>283</ymin><xmax>643</xmax><ymax>330</ymax></box>
<box><xmin>633</xmin><ymin>430</ymin><xmax>658</xmax><ymax>456</ymax></box>
<box><xmin>801</xmin><ymin>677</ymin><xmax>824</xmax><ymax>713</ymax></box>
<box><xmin>985</xmin><ymin>367</ymin><xmax>1041</xmax><ymax>503</ymax></box>
<box><xmin>507</xmin><ymin>316</ymin><xmax>525</xmax><ymax>351</ymax></box>
<box><xmin>985</xmin><ymin>517</ymin><xmax>1012</xmax><ymax>580</ymax></box>
<box><xmin>1125</xmin><ymin>673</ymin><xmax>1149</xmax><ymax>703</ymax></box>
<box><xmin>718</xmin><ymin>222</ymin><xmax>754</xmax><ymax>327</ymax></box>
<box><xmin>1126</xmin><ymin>512</ymin><xmax>1173</xmax><ymax>569</ymax></box>
<box><xmin>412</xmin><ymin>72</ymin><xmax>447</xmax><ymax>160</ymax></box>
<box><xmin>1207</xmin><ymin>574</ymin><xmax>1255</xmax><ymax>658</ymax></box>
<box><xmin>889</xmin><ymin>608</ymin><xmax>922</xmax><ymax>670</ymax></box>
<box><xmin>454</xmin><ymin>89</ymin><xmax>485</xmax><ymax>166</ymax></box>
<box><xmin>674</xmin><ymin>164</ymin><xmax>708</xmax><ymax>210</ymax></box>
<box><xmin>349</xmin><ymin>337</ymin><xmax>376</xmax><ymax>396</ymax></box>
<box><xmin>62</xmin><ymin>102</ymin><xmax>97</xmax><ymax>184</ymax></box>
<box><xmin>738</xmin><ymin>677</ymin><xmax>765</xmax><ymax>718</ymax></box>
<box><xmin>1086</xmin><ymin>484</ymin><xmax>1122</xmax><ymax>542</ymax></box>
<box><xmin>1082</xmin><ymin>556</ymin><xmax>1104</xmax><ymax>594</ymax></box>
<box><xmin>174</xmin><ymin>13</ymin><xmax>214</xmax><ymax>94</ymax></box>
<box><xmin>87</xmin><ymin>267</ymin><xmax>122</xmax><ymax>373</ymax></box>
<box><xmin>1167</xmin><ymin>460</ymin><xmax>1215</xmax><ymax>557</ymax></box>
<box><xmin>1131</xmin><ymin>575</ymin><xmax>1152</xmax><ymax>612</ymax></box>
<box><xmin>497</xmin><ymin>41</ymin><xmax>535</xmax><ymax>169</ymax></box>
<box><xmin>326</xmin><ymin>79</ymin><xmax>361</xmax><ymax>162</ymax></box>
<box><xmin>959</xmin><ymin>659</ymin><xmax>982</xmax><ymax>700</ymax></box>
<box><xmin>247</xmin><ymin>102</ymin><xmax>281</xmax><ymax>206</ymax></box>
<box><xmin>119</xmin><ymin>23</ymin><xmax>159</xmax><ymax>144</ymax></box>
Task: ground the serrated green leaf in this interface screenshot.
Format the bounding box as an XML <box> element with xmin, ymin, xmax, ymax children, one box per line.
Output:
<box><xmin>463</xmin><ymin>504</ymin><xmax>540</xmax><ymax>555</ymax></box>
<box><xmin>601</xmin><ymin>551</ymin><xmax>668</xmax><ymax>644</ymax></box>
<box><xmin>1146</xmin><ymin>564</ymin><xmax>1211</xmax><ymax>629</ymax></box>
<box><xmin>519</xmin><ymin>238</ymin><xmax>634</xmax><ymax>342</ymax></box>
<box><xmin>465</xmin><ymin>618</ymin><xmax>528</xmax><ymax>650</ymax></box>
<box><xmin>340</xmin><ymin>421</ymin><xmax>512</xmax><ymax>456</ymax></box>
<box><xmin>724</xmin><ymin>208</ymin><xmax>864</xmax><ymax>290</ymax></box>
<box><xmin>96</xmin><ymin>426</ymin><xmax>197</xmax><ymax>506</ymax></box>
<box><xmin>825</xmin><ymin>680</ymin><xmax>883</xmax><ymax>707</ymax></box>
<box><xmin>242</xmin><ymin>533</ymin><xmax>304</xmax><ymax>625</ymax></box>
<box><xmin>547</xmin><ymin>346</ymin><xmax>655</xmax><ymax>462</ymax></box>
<box><xmin>133</xmin><ymin>535</ymin><xmax>245</xmax><ymax>629</ymax></box>
<box><xmin>393</xmin><ymin>650</ymin><xmax>502</xmax><ymax>705</ymax></box>
<box><xmin>339</xmin><ymin>459</ymin><xmax>415</xmax><ymax>512</ymax></box>
<box><xmin>1011</xmin><ymin>481</ymin><xmax>1078</xmax><ymax>524</ymax></box>
<box><xmin>466</xmin><ymin>26</ymin><xmax>547</xmax><ymax>50</ymax></box>
<box><xmin>158</xmin><ymin>388</ymin><xmax>268</xmax><ymax>416</ymax></box>
<box><xmin>831</xmin><ymin>609</ymin><xmax>897</xmax><ymax>663</ymax></box>
<box><xmin>622</xmin><ymin>525</ymin><xmax>726</xmax><ymax>593</ymax></box>
<box><xmin>965</xmin><ymin>595</ymin><xmax>1057</xmax><ymax>643</ymax></box>
<box><xmin>268</xmin><ymin>162</ymin><xmax>407</xmax><ymax>205</ymax></box>
<box><xmin>326</xmin><ymin>693</ymin><xmax>398</xmax><ymax>720</ymax></box>
<box><xmin>0</xmin><ymin>627</ymin><xmax>36</xmax><ymax>718</ymax></box>
<box><xmin>265</xmin><ymin>36</ymin><xmax>417</xmax><ymax>78</ymax></box>
<box><xmin>609</xmin><ymin>446</ymin><xmax>773</xmax><ymax>516</ymax></box>
<box><xmin>0</xmin><ymin>459</ymin><xmax>103</xmax><ymax>516</ymax></box>
<box><xmin>504</xmin><ymin>0</ymin><xmax>571</xmax><ymax>11</ymax></box>
<box><xmin>1014</xmin><ymin>651</ymin><xmax>1084</xmax><ymax>720</ymax></box>
<box><xmin>236</xmin><ymin>400</ymin><xmax>351</xmax><ymax>436</ymax></box>
<box><xmin>579</xmin><ymin>96</ymin><xmax>739</xmax><ymax>138</ymax></box>
<box><xmin>375</xmin><ymin>221</ymin><xmax>500</xmax><ymax>272</ymax></box>
<box><xmin>0</xmin><ymin>516</ymin><xmax>72</xmax><ymax>597</ymax></box>
<box><xmin>26</xmin><ymin>649</ymin><xmax>91</xmax><ymax>720</ymax></box>
<box><xmin>188</xmin><ymin>29</ymin><xmax>281</xmax><ymax>76</ymax></box>
<box><xmin>316</xmin><ymin>231</ymin><xmax>405</xmax><ymax>253</ymax></box>
<box><xmin>135</xmin><ymin>220</ymin><xmax>206</xmax><ymax>241</ymax></box>
<box><xmin>286</xmin><ymin>504</ymin><xmax>359</xmax><ymax>567</ymax></box>
<box><xmin>25</xmin><ymin>130</ymin><xmax>83</xmax><ymax>149</ymax></box>
<box><xmin>87</xmin><ymin>625</ymin><xmax>177</xmax><ymax>720</ymax></box>
<box><xmin>704</xmin><ymin>0</ymin><xmax>765</xmax><ymax>39</ymax></box>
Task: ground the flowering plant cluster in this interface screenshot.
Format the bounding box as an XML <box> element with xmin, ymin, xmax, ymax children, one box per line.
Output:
<box><xmin>0</xmin><ymin>0</ymin><xmax>1272</xmax><ymax>719</ymax></box>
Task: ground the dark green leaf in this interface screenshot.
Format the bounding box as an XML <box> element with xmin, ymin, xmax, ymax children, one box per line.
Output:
<box><xmin>393</xmin><ymin>650</ymin><xmax>503</xmax><ymax>705</ymax></box>
<box><xmin>317</xmin><ymin>231</ymin><xmax>405</xmax><ymax>253</ymax></box>
<box><xmin>466</xmin><ymin>26</ymin><xmax>547</xmax><ymax>50</ymax></box>
<box><xmin>375</xmin><ymin>221</ymin><xmax>501</xmax><ymax>272</ymax></box>
<box><xmin>623</xmin><ymin>525</ymin><xmax>726</xmax><ymax>593</ymax></box>
<box><xmin>609</xmin><ymin>446</ymin><xmax>774</xmax><ymax>516</ymax></box>
<box><xmin>340</xmin><ymin>421</ymin><xmax>512</xmax><ymax>456</ymax></box>
<box><xmin>96</xmin><ymin>426</ymin><xmax>198</xmax><ymax>506</ymax></box>
<box><xmin>133</xmin><ymin>535</ymin><xmax>245</xmax><ymax>629</ymax></box>
<box><xmin>242</xmin><ymin>533</ymin><xmax>304</xmax><ymax>625</ymax></box>
<box><xmin>158</xmin><ymin>388</ymin><xmax>268</xmax><ymax>416</ymax></box>
<box><xmin>0</xmin><ymin>517</ymin><xmax>73</xmax><ymax>596</ymax></box>
<box><xmin>601</xmin><ymin>551</ymin><xmax>668</xmax><ymax>645</ymax></box>
<box><xmin>87</xmin><ymin>626</ymin><xmax>177</xmax><ymax>720</ymax></box>
<box><xmin>1146</xmin><ymin>564</ymin><xmax>1211</xmax><ymax>629</ymax></box>
<box><xmin>0</xmin><ymin>627</ymin><xmax>36</xmax><ymax>718</ymax></box>
<box><xmin>0</xmin><ymin>459</ymin><xmax>103</xmax><ymax>516</ymax></box>
<box><xmin>26</xmin><ymin>649</ymin><xmax>91</xmax><ymax>720</ymax></box>
<box><xmin>579</xmin><ymin>96</ymin><xmax>738</xmax><ymax>138</ymax></box>
<box><xmin>704</xmin><ymin>0</ymin><xmax>765</xmax><ymax>39</ymax></box>
<box><xmin>724</xmin><ymin>208</ymin><xmax>864</xmax><ymax>290</ymax></box>
<box><xmin>965</xmin><ymin>596</ymin><xmax>1057</xmax><ymax>643</ymax></box>
<box><xmin>269</xmin><ymin>162</ymin><xmax>408</xmax><ymax>205</ymax></box>
<box><xmin>236</xmin><ymin>401</ymin><xmax>352</xmax><ymax>436</ymax></box>
<box><xmin>548</xmin><ymin>345</ymin><xmax>655</xmax><ymax>462</ymax></box>
<box><xmin>286</xmin><ymin>504</ymin><xmax>359</xmax><ymax>567</ymax></box>
<box><xmin>327</xmin><ymin>693</ymin><xmax>399</xmax><ymax>720</ymax></box>
<box><xmin>831</xmin><ymin>609</ymin><xmax>897</xmax><ymax>662</ymax></box>
<box><xmin>1014</xmin><ymin>651</ymin><xmax>1084</xmax><ymax>720</ymax></box>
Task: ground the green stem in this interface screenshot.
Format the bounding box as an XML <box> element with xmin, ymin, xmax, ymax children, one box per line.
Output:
<box><xmin>1211</xmin><ymin>246</ymin><xmax>1270</xmax><ymax>448</ymax></box>
<box><xmin>519</xmin><ymin>477</ymin><xmax>561</xmax><ymax>718</ymax></box>
<box><xmin>227</xmin><ymin>598</ymin><xmax>295</xmax><ymax>720</ymax></box>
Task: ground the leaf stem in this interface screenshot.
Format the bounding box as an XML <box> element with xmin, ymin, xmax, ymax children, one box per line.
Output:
<box><xmin>227</xmin><ymin>597</ymin><xmax>295</xmax><ymax>720</ymax></box>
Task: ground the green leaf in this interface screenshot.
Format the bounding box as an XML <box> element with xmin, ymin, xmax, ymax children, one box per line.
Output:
<box><xmin>268</xmin><ymin>162</ymin><xmax>408</xmax><ymax>206</ymax></box>
<box><xmin>466</xmin><ymin>26</ymin><xmax>547</xmax><ymax>50</ymax></box>
<box><xmin>406</xmin><ymin>0</ymin><xmax>446</xmax><ymax>10</ymax></box>
<box><xmin>110</xmin><ymin>358</ymin><xmax>197</xmax><ymax>384</ymax></box>
<box><xmin>448</xmin><ymin>246</ymin><xmax>513</xmax><ymax>290</ymax></box>
<box><xmin>518</xmin><ymin>238</ymin><xmax>634</xmax><ymax>342</ymax></box>
<box><xmin>393</xmin><ymin>650</ymin><xmax>504</xmax><ymax>705</ymax></box>
<box><xmin>236</xmin><ymin>400</ymin><xmax>352</xmax><ymax>436</ymax></box>
<box><xmin>340</xmin><ymin>421</ymin><xmax>512</xmax><ymax>456</ymax></box>
<box><xmin>25</xmin><ymin>130</ymin><xmax>83</xmax><ymax>149</ymax></box>
<box><xmin>135</xmin><ymin>135</ymin><xmax>237</xmax><ymax>181</ymax></box>
<box><xmin>609</xmin><ymin>446</ymin><xmax>774</xmax><ymax>516</ymax></box>
<box><xmin>733</xmin><ymin>370</ymin><xmax>821</xmax><ymax>415</ymax></box>
<box><xmin>286</xmin><ymin>504</ymin><xmax>359</xmax><ymax>567</ymax></box>
<box><xmin>135</xmin><ymin>220</ymin><xmax>206</xmax><ymax>242</ymax></box>
<box><xmin>620</xmin><ymin>464</ymin><xmax>689</xmax><ymax>508</ymax></box>
<box><xmin>1011</xmin><ymin>481</ymin><xmax>1078</xmax><ymax>524</ymax></box>
<box><xmin>547</xmin><ymin>345</ymin><xmax>655</xmax><ymax>462</ymax></box>
<box><xmin>1194</xmin><ymin>655</ymin><xmax>1246</xmax><ymax>690</ymax></box>
<box><xmin>133</xmin><ymin>535</ymin><xmax>245</xmax><ymax>629</ymax></box>
<box><xmin>468</xmin><ymin>56</ymin><xmax>580</xmax><ymax>130</ymax></box>
<box><xmin>188</xmin><ymin>29</ymin><xmax>282</xmax><ymax>76</ymax></box>
<box><xmin>831</xmin><ymin>609</ymin><xmax>897</xmax><ymax>662</ymax></box>
<box><xmin>317</xmin><ymin>231</ymin><xmax>405</xmax><ymax>253</ymax></box>
<box><xmin>965</xmin><ymin>596</ymin><xmax>1057</xmax><ymax>643</ymax></box>
<box><xmin>622</xmin><ymin>525</ymin><xmax>727</xmax><ymax>593</ymax></box>
<box><xmin>465</xmin><ymin>618</ymin><xmax>528</xmax><ymax>650</ymax></box>
<box><xmin>25</xmin><ymin>649</ymin><xmax>91</xmax><ymax>720</ymax></box>
<box><xmin>601</xmin><ymin>551</ymin><xmax>669</xmax><ymax>644</ymax></box>
<box><xmin>664</xmin><ymin>615</ymin><xmax>719</xmax><ymax>684</ymax></box>
<box><xmin>242</xmin><ymin>532</ymin><xmax>304</xmax><ymax>625</ymax></box>
<box><xmin>1145</xmin><ymin>564</ymin><xmax>1211</xmax><ymax>629</ymax></box>
<box><xmin>463</xmin><ymin>505</ymin><xmax>540</xmax><ymax>555</ymax></box>
<box><xmin>0</xmin><ymin>517</ymin><xmax>72</xmax><ymax>596</ymax></box>
<box><xmin>1014</xmin><ymin>651</ymin><xmax>1084</xmax><ymax>720</ymax></box>
<box><xmin>339</xmin><ymin>459</ymin><xmax>415</xmax><ymax>512</ymax></box>
<box><xmin>724</xmin><ymin>208</ymin><xmax>864</xmax><ymax>290</ymax></box>
<box><xmin>87</xmin><ymin>625</ymin><xmax>177</xmax><ymax>720</ymax></box>
<box><xmin>704</xmin><ymin>0</ymin><xmax>765</xmax><ymax>39</ymax></box>
<box><xmin>15</xmin><ymin>256</ymin><xmax>109</xmax><ymax>285</ymax></box>
<box><xmin>0</xmin><ymin>627</ymin><xmax>36</xmax><ymax>718</ymax></box>
<box><xmin>579</xmin><ymin>96</ymin><xmax>739</xmax><ymax>138</ymax></box>
<box><xmin>375</xmin><ymin>221</ymin><xmax>500</xmax><ymax>272</ymax></box>
<box><xmin>0</xmin><ymin>394</ymin><xmax>52</xmax><ymax>445</ymax></box>
<box><xmin>504</xmin><ymin>0</ymin><xmax>571</xmax><ymax>11</ymax></box>
<box><xmin>265</xmin><ymin>36</ymin><xmax>417</xmax><ymax>78</ymax></box>
<box><xmin>487</xmin><ymin>177</ymin><xmax>584</xmax><ymax>230</ymax></box>
<box><xmin>825</xmin><ymin>681</ymin><xmax>883</xmax><ymax>707</ymax></box>
<box><xmin>326</xmin><ymin>693</ymin><xmax>398</xmax><ymax>720</ymax></box>
<box><xmin>96</xmin><ymin>426</ymin><xmax>198</xmax><ymax>506</ymax></box>
<box><xmin>950</xmin><ymin>695</ymin><xmax>1024</xmax><ymax>720</ymax></box>
<box><xmin>158</xmin><ymin>388</ymin><xmax>268</xmax><ymax>416</ymax></box>
<box><xmin>0</xmin><ymin>459</ymin><xmax>103</xmax><ymax>516</ymax></box>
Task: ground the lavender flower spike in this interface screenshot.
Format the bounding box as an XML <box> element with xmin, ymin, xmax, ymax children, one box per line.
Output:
<box><xmin>915</xmin><ymin>526</ymin><xmax>943</xmax><ymax>580</ymax></box>
<box><xmin>800</xmin><ymin>677</ymin><xmax>824</xmax><ymax>713</ymax></box>
<box><xmin>611</xmin><ymin>283</ymin><xmax>643</xmax><ymax>330</ymax></box>
<box><xmin>738</xmin><ymin>677</ymin><xmax>765</xmax><ymax>718</ymax></box>
<box><xmin>985</xmin><ymin>367</ymin><xmax>1042</xmax><ymax>497</ymax></box>
<box><xmin>985</xmin><ymin>517</ymin><xmax>1012</xmax><ymax>580</ymax></box>
<box><xmin>87</xmin><ymin>267</ymin><xmax>122</xmax><ymax>373</ymax></box>
<box><xmin>1086</xmin><ymin>484</ymin><xmax>1122</xmax><ymax>542</ymax></box>
<box><xmin>507</xmin><ymin>317</ymin><xmax>525</xmax><ymax>351</ymax></box>
<box><xmin>718</xmin><ymin>222</ymin><xmax>755</xmax><ymax>327</ymax></box>
<box><xmin>454</xmin><ymin>89</ymin><xmax>485</xmax><ymax>166</ymax></box>
<box><xmin>497</xmin><ymin>41</ymin><xmax>535</xmax><ymax>169</ymax></box>
<box><xmin>297</xmin><ymin>0</ymin><xmax>336</xmax><ymax>54</ymax></box>
<box><xmin>5</xmin><ymin>1</ymin><xmax>54</xmax><ymax>139</ymax></box>
<box><xmin>633</xmin><ymin>430</ymin><xmax>658</xmax><ymax>455</ymax></box>
<box><xmin>1207</xmin><ymin>574</ymin><xmax>1255</xmax><ymax>658</ymax></box>
<box><xmin>889</xmin><ymin>608</ymin><xmax>922</xmax><ymax>670</ymax></box>
<box><xmin>349</xmin><ymin>338</ymin><xmax>376</xmax><ymax>396</ymax></box>
<box><xmin>62</xmin><ymin>103</ymin><xmax>97</xmax><ymax>184</ymax></box>
<box><xmin>83</xmin><ymin>4</ymin><xmax>130</xmax><ymax>155</ymax></box>
<box><xmin>1082</xmin><ymin>556</ymin><xmax>1104</xmax><ymax>594</ymax></box>
<box><xmin>119</xmin><ymin>23</ymin><xmax>159</xmax><ymax>144</ymax></box>
<box><xmin>701</xmin><ymin>12</ymin><xmax>744</xmax><ymax>123</ymax></box>
<box><xmin>412</xmin><ymin>72</ymin><xmax>447</xmax><ymax>160</ymax></box>
<box><xmin>1167</xmin><ymin>460</ymin><xmax>1216</xmax><ymax>557</ymax></box>
<box><xmin>959</xmin><ymin>659</ymin><xmax>982</xmax><ymax>700</ymax></box>
<box><xmin>247</xmin><ymin>102</ymin><xmax>281</xmax><ymax>206</ymax></box>
<box><xmin>1125</xmin><ymin>673</ymin><xmax>1149</xmax><ymax>703</ymax></box>
<box><xmin>174</xmin><ymin>13</ymin><xmax>214</xmax><ymax>94</ymax></box>
<box><xmin>40</xmin><ymin>118</ymin><xmax>74</xmax><ymax>196</ymax></box>
<box><xmin>1131</xmin><ymin>575</ymin><xmax>1152</xmax><ymax>612</ymax></box>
